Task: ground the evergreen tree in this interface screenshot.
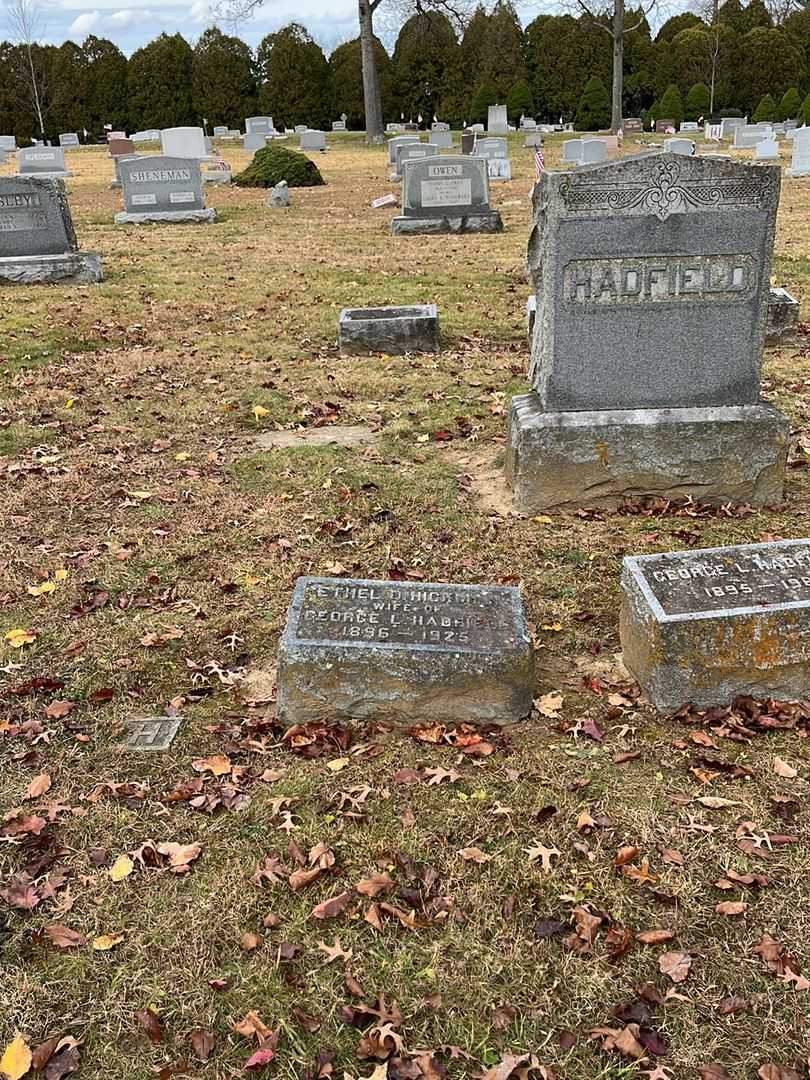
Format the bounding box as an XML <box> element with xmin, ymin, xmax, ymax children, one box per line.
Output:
<box><xmin>456</xmin><ymin>2</ymin><xmax>525</xmax><ymax>115</ymax></box>
<box><xmin>575</xmin><ymin>75</ymin><xmax>610</xmax><ymax>130</ymax></box>
<box><xmin>734</xmin><ymin>29</ymin><xmax>802</xmax><ymax>114</ymax></box>
<box><xmin>739</xmin><ymin>0</ymin><xmax>772</xmax><ymax>32</ymax></box>
<box><xmin>392</xmin><ymin>11</ymin><xmax>458</xmax><ymax>122</ymax></box>
<box><xmin>507</xmin><ymin>78</ymin><xmax>534</xmax><ymax>122</ymax></box>
<box><xmin>128</xmin><ymin>33</ymin><xmax>195</xmax><ymax>130</ymax></box>
<box><xmin>82</xmin><ymin>36</ymin><xmax>127</xmax><ymax>137</ymax></box>
<box><xmin>656</xmin><ymin>83</ymin><xmax>684</xmax><ymax>126</ymax></box>
<box><xmin>752</xmin><ymin>92</ymin><xmax>776</xmax><ymax>121</ymax></box>
<box><xmin>257</xmin><ymin>23</ymin><xmax>331</xmax><ymax>129</ymax></box>
<box><xmin>655</xmin><ymin>12</ymin><xmax>701</xmax><ymax>42</ymax></box>
<box><xmin>470</xmin><ymin>80</ymin><xmax>498</xmax><ymax>124</ymax></box>
<box><xmin>330</xmin><ymin>37</ymin><xmax>393</xmax><ymax>129</ymax></box>
<box><xmin>193</xmin><ymin>27</ymin><xmax>256</xmax><ymax>128</ymax></box>
<box><xmin>801</xmin><ymin>93</ymin><xmax>810</xmax><ymax>126</ymax></box>
<box><xmin>779</xmin><ymin>86</ymin><xmax>801</xmax><ymax>119</ymax></box>
<box><xmin>685</xmin><ymin>82</ymin><xmax>711</xmax><ymax>120</ymax></box>
<box><xmin>49</xmin><ymin>41</ymin><xmax>87</xmax><ymax>137</ymax></box>
<box><xmin>526</xmin><ymin>14</ymin><xmax>609</xmax><ymax>121</ymax></box>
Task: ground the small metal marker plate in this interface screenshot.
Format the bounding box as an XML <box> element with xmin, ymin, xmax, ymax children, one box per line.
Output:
<box><xmin>120</xmin><ymin>716</ymin><xmax>181</xmax><ymax>751</ymax></box>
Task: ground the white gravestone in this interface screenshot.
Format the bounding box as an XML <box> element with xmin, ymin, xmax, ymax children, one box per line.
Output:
<box><xmin>754</xmin><ymin>138</ymin><xmax>780</xmax><ymax>162</ymax></box>
<box><xmin>300</xmin><ymin>131</ymin><xmax>326</xmax><ymax>151</ymax></box>
<box><xmin>579</xmin><ymin>139</ymin><xmax>606</xmax><ymax>165</ymax></box>
<box><xmin>787</xmin><ymin>128</ymin><xmax>810</xmax><ymax>176</ymax></box>
<box><xmin>562</xmin><ymin>139</ymin><xmax>583</xmax><ymax>164</ymax></box>
<box><xmin>663</xmin><ymin>138</ymin><xmax>695</xmax><ymax>156</ymax></box>
<box><xmin>17</xmin><ymin>146</ymin><xmax>71</xmax><ymax>179</ymax></box>
<box><xmin>487</xmin><ymin>105</ymin><xmax>508</xmax><ymax>135</ymax></box>
<box><xmin>160</xmin><ymin>127</ymin><xmax>211</xmax><ymax>160</ymax></box>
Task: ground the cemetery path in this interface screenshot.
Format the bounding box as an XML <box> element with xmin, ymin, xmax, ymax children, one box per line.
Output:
<box><xmin>1</xmin><ymin>136</ymin><xmax>809</xmax><ymax>1080</ymax></box>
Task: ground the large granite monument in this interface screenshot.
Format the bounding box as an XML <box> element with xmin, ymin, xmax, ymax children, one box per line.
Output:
<box><xmin>0</xmin><ymin>176</ymin><xmax>102</xmax><ymax>284</ymax></box>
<box><xmin>507</xmin><ymin>152</ymin><xmax>788</xmax><ymax>511</ymax></box>
<box><xmin>621</xmin><ymin>538</ymin><xmax>810</xmax><ymax>710</ymax></box>
<box><xmin>115</xmin><ymin>156</ymin><xmax>215</xmax><ymax>224</ymax></box>
<box><xmin>276</xmin><ymin>576</ymin><xmax>534</xmax><ymax>725</ymax></box>
<box><xmin>391</xmin><ymin>155</ymin><xmax>503</xmax><ymax>235</ymax></box>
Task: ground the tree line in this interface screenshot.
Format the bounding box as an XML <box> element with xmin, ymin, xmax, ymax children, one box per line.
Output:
<box><xmin>2</xmin><ymin>0</ymin><xmax>810</xmax><ymax>143</ymax></box>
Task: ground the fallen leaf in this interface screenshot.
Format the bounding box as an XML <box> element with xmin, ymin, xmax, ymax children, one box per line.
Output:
<box><xmin>658</xmin><ymin>950</ymin><xmax>692</xmax><ymax>983</ymax></box>
<box><xmin>23</xmin><ymin>773</ymin><xmax>51</xmax><ymax>800</ymax></box>
<box><xmin>310</xmin><ymin>891</ymin><xmax>353</xmax><ymax>920</ymax></box>
<box><xmin>459</xmin><ymin>847</ymin><xmax>493</xmax><ymax>864</ymax></box>
<box><xmin>135</xmin><ymin>1008</ymin><xmax>163</xmax><ymax>1044</ymax></box>
<box><xmin>44</xmin><ymin>924</ymin><xmax>86</xmax><ymax>949</ymax></box>
<box><xmin>91</xmin><ymin>932</ymin><xmax>124</xmax><ymax>951</ymax></box>
<box><xmin>190</xmin><ymin>1030</ymin><xmax>214</xmax><ymax>1062</ymax></box>
<box><xmin>772</xmin><ymin>756</ymin><xmax>798</xmax><ymax>778</ymax></box>
<box><xmin>636</xmin><ymin>928</ymin><xmax>676</xmax><ymax>945</ymax></box>
<box><xmin>535</xmin><ymin>692</ymin><xmax>563</xmax><ymax>718</ymax></box>
<box><xmin>0</xmin><ymin>1035</ymin><xmax>33</xmax><ymax>1080</ymax></box>
<box><xmin>715</xmin><ymin>901</ymin><xmax>748</xmax><ymax>916</ymax></box>
<box><xmin>109</xmin><ymin>854</ymin><xmax>134</xmax><ymax>882</ymax></box>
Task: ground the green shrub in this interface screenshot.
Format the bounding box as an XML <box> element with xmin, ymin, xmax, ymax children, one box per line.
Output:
<box><xmin>779</xmin><ymin>87</ymin><xmax>801</xmax><ymax>120</ymax></box>
<box><xmin>801</xmin><ymin>94</ymin><xmax>810</xmax><ymax>126</ymax></box>
<box><xmin>233</xmin><ymin>144</ymin><xmax>325</xmax><ymax>188</ymax></box>
<box><xmin>657</xmin><ymin>84</ymin><xmax>684</xmax><ymax>128</ymax></box>
<box><xmin>752</xmin><ymin>93</ymin><xmax>776</xmax><ymax>123</ymax></box>
<box><xmin>575</xmin><ymin>75</ymin><xmax>610</xmax><ymax>131</ymax></box>
<box><xmin>685</xmin><ymin>83</ymin><xmax>710</xmax><ymax>122</ymax></box>
<box><xmin>470</xmin><ymin>81</ymin><xmax>498</xmax><ymax>124</ymax></box>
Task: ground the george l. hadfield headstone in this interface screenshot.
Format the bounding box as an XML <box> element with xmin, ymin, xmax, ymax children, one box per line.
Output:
<box><xmin>506</xmin><ymin>152</ymin><xmax>788</xmax><ymax>511</ymax></box>
<box><xmin>391</xmin><ymin>155</ymin><xmax>503</xmax><ymax>235</ymax></box>
<box><xmin>115</xmin><ymin>156</ymin><xmax>215</xmax><ymax>224</ymax></box>
<box><xmin>276</xmin><ymin>576</ymin><xmax>534</xmax><ymax>725</ymax></box>
<box><xmin>621</xmin><ymin>538</ymin><xmax>810</xmax><ymax>710</ymax></box>
<box><xmin>0</xmin><ymin>176</ymin><xmax>102</xmax><ymax>284</ymax></box>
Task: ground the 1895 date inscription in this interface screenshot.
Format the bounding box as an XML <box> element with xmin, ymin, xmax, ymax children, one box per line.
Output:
<box><xmin>295</xmin><ymin>581</ymin><xmax>513</xmax><ymax>649</ymax></box>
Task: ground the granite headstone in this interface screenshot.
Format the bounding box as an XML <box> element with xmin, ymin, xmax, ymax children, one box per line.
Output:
<box><xmin>392</xmin><ymin>154</ymin><xmax>503</xmax><ymax>234</ymax></box>
<box><xmin>115</xmin><ymin>155</ymin><xmax>215</xmax><ymax>224</ymax></box>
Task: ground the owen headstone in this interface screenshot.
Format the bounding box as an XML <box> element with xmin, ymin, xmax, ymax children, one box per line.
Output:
<box><xmin>487</xmin><ymin>105</ymin><xmax>508</xmax><ymax>135</ymax></box>
<box><xmin>507</xmin><ymin>151</ymin><xmax>788</xmax><ymax>511</ymax></box>
<box><xmin>0</xmin><ymin>176</ymin><xmax>102</xmax><ymax>283</ymax></box>
<box><xmin>392</xmin><ymin>155</ymin><xmax>503</xmax><ymax>235</ymax></box>
<box><xmin>787</xmin><ymin>128</ymin><xmax>810</xmax><ymax>177</ymax></box>
<box><xmin>17</xmin><ymin>146</ymin><xmax>71</xmax><ymax>179</ymax></box>
<box><xmin>160</xmin><ymin>126</ymin><xmax>210</xmax><ymax>159</ymax></box>
<box><xmin>621</xmin><ymin>539</ymin><xmax>810</xmax><ymax>710</ymax></box>
<box><xmin>115</xmin><ymin>156</ymin><xmax>215</xmax><ymax>224</ymax></box>
<box><xmin>59</xmin><ymin>133</ymin><xmax>80</xmax><ymax>147</ymax></box>
<box><xmin>276</xmin><ymin>576</ymin><xmax>534</xmax><ymax>725</ymax></box>
<box><xmin>246</xmin><ymin>116</ymin><xmax>274</xmax><ymax>135</ymax></box>
<box><xmin>300</xmin><ymin>130</ymin><xmax>326</xmax><ymax>151</ymax></box>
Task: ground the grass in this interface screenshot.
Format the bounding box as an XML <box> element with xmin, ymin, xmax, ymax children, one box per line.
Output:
<box><xmin>1</xmin><ymin>133</ymin><xmax>809</xmax><ymax>1080</ymax></box>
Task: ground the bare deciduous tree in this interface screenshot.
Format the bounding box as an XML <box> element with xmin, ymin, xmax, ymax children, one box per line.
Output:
<box><xmin>222</xmin><ymin>0</ymin><xmax>470</xmax><ymax>144</ymax></box>
<box><xmin>567</xmin><ymin>0</ymin><xmax>657</xmax><ymax>132</ymax></box>
<box><xmin>6</xmin><ymin>0</ymin><xmax>47</xmax><ymax>137</ymax></box>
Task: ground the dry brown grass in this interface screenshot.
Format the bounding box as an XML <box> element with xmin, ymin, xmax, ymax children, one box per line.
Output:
<box><xmin>1</xmin><ymin>134</ymin><xmax>809</xmax><ymax>1080</ymax></box>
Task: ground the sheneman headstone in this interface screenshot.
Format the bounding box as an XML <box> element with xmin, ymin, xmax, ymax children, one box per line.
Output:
<box><xmin>276</xmin><ymin>576</ymin><xmax>534</xmax><ymax>724</ymax></box>
<box><xmin>115</xmin><ymin>156</ymin><xmax>215</xmax><ymax>224</ymax></box>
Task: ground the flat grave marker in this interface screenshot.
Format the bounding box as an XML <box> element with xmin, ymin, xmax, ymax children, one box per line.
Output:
<box><xmin>120</xmin><ymin>716</ymin><xmax>182</xmax><ymax>751</ymax></box>
<box><xmin>338</xmin><ymin>304</ymin><xmax>440</xmax><ymax>354</ymax></box>
<box><xmin>276</xmin><ymin>576</ymin><xmax>534</xmax><ymax>725</ymax></box>
<box><xmin>621</xmin><ymin>539</ymin><xmax>810</xmax><ymax>710</ymax></box>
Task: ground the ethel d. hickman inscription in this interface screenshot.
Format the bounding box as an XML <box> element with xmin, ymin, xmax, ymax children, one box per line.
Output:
<box><xmin>276</xmin><ymin>577</ymin><xmax>534</xmax><ymax>725</ymax></box>
<box><xmin>116</xmin><ymin>156</ymin><xmax>215</xmax><ymax>224</ymax></box>
<box><xmin>391</xmin><ymin>156</ymin><xmax>503</xmax><ymax>235</ymax></box>
<box><xmin>0</xmin><ymin>177</ymin><xmax>102</xmax><ymax>284</ymax></box>
<box><xmin>621</xmin><ymin>539</ymin><xmax>810</xmax><ymax>711</ymax></box>
<box><xmin>507</xmin><ymin>153</ymin><xmax>789</xmax><ymax>512</ymax></box>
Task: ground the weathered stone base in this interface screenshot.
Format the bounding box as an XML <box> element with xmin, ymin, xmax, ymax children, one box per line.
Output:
<box><xmin>339</xmin><ymin>304</ymin><xmax>440</xmax><ymax>355</ymax></box>
<box><xmin>621</xmin><ymin>549</ymin><xmax>810</xmax><ymax>711</ymax></box>
<box><xmin>114</xmin><ymin>209</ymin><xmax>217</xmax><ymax>225</ymax></box>
<box><xmin>0</xmin><ymin>251</ymin><xmax>103</xmax><ymax>285</ymax></box>
<box><xmin>203</xmin><ymin>170</ymin><xmax>231</xmax><ymax>184</ymax></box>
<box><xmin>17</xmin><ymin>171</ymin><xmax>73</xmax><ymax>181</ymax></box>
<box><xmin>506</xmin><ymin>393</ymin><xmax>789</xmax><ymax>512</ymax></box>
<box><xmin>391</xmin><ymin>211</ymin><xmax>504</xmax><ymax>235</ymax></box>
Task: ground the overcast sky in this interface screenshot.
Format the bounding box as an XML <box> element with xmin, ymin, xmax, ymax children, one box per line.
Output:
<box><xmin>17</xmin><ymin>0</ymin><xmax>682</xmax><ymax>56</ymax></box>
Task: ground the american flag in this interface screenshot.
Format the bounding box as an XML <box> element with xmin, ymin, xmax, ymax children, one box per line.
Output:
<box><xmin>534</xmin><ymin>142</ymin><xmax>545</xmax><ymax>179</ymax></box>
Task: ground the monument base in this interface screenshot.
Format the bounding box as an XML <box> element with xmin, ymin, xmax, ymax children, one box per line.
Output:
<box><xmin>0</xmin><ymin>251</ymin><xmax>103</xmax><ymax>285</ymax></box>
<box><xmin>391</xmin><ymin>211</ymin><xmax>503</xmax><ymax>235</ymax></box>
<box><xmin>17</xmin><ymin>171</ymin><xmax>73</xmax><ymax>181</ymax></box>
<box><xmin>506</xmin><ymin>393</ymin><xmax>789</xmax><ymax>512</ymax></box>
<box><xmin>114</xmin><ymin>209</ymin><xmax>217</xmax><ymax>225</ymax></box>
<box><xmin>203</xmin><ymin>171</ymin><xmax>231</xmax><ymax>184</ymax></box>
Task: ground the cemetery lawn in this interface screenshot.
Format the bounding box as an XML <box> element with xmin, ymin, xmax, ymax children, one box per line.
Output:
<box><xmin>2</xmin><ymin>135</ymin><xmax>810</xmax><ymax>1080</ymax></box>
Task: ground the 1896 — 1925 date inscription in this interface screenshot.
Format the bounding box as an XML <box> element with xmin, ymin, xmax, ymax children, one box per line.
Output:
<box><xmin>295</xmin><ymin>580</ymin><xmax>514</xmax><ymax>649</ymax></box>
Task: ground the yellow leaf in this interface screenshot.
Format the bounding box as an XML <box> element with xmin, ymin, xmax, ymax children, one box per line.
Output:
<box><xmin>244</xmin><ymin>575</ymin><xmax>262</xmax><ymax>587</ymax></box>
<box><xmin>0</xmin><ymin>1034</ymin><xmax>32</xmax><ymax>1080</ymax></box>
<box><xmin>174</xmin><ymin>452</ymin><xmax>190</xmax><ymax>462</ymax></box>
<box><xmin>535</xmin><ymin>692</ymin><xmax>563</xmax><ymax>718</ymax></box>
<box><xmin>252</xmin><ymin>405</ymin><xmax>269</xmax><ymax>419</ymax></box>
<box><xmin>326</xmin><ymin>757</ymin><xmax>349</xmax><ymax>772</ymax></box>
<box><xmin>109</xmin><ymin>855</ymin><xmax>134</xmax><ymax>882</ymax></box>
<box><xmin>541</xmin><ymin>623</ymin><xmax>562</xmax><ymax>632</ymax></box>
<box><xmin>532</xmin><ymin>515</ymin><xmax>554</xmax><ymax>525</ymax></box>
<box><xmin>128</xmin><ymin>491</ymin><xmax>153</xmax><ymax>501</ymax></box>
<box><xmin>54</xmin><ymin>569</ymin><xmax>68</xmax><ymax>581</ymax></box>
<box><xmin>65</xmin><ymin>397</ymin><xmax>74</xmax><ymax>409</ymax></box>
<box><xmin>27</xmin><ymin>581</ymin><xmax>56</xmax><ymax>597</ymax></box>
<box><xmin>92</xmin><ymin>932</ymin><xmax>125</xmax><ymax>951</ymax></box>
<box><xmin>416</xmin><ymin>434</ymin><xmax>429</xmax><ymax>443</ymax></box>
<box><xmin>4</xmin><ymin>628</ymin><xmax>37</xmax><ymax>649</ymax></box>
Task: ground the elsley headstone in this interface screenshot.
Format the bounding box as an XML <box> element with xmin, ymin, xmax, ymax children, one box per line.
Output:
<box><xmin>115</xmin><ymin>156</ymin><xmax>215</xmax><ymax>224</ymax></box>
<box><xmin>506</xmin><ymin>152</ymin><xmax>789</xmax><ymax>511</ymax></box>
<box><xmin>276</xmin><ymin>576</ymin><xmax>534</xmax><ymax>725</ymax></box>
<box><xmin>0</xmin><ymin>176</ymin><xmax>102</xmax><ymax>284</ymax></box>
<box><xmin>621</xmin><ymin>539</ymin><xmax>810</xmax><ymax>710</ymax></box>
<box><xmin>160</xmin><ymin>126</ymin><xmax>210</xmax><ymax>160</ymax></box>
<box><xmin>392</xmin><ymin>154</ymin><xmax>503</xmax><ymax>235</ymax></box>
<box><xmin>16</xmin><ymin>146</ymin><xmax>71</xmax><ymax>180</ymax></box>
<box><xmin>338</xmin><ymin>304</ymin><xmax>440</xmax><ymax>354</ymax></box>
